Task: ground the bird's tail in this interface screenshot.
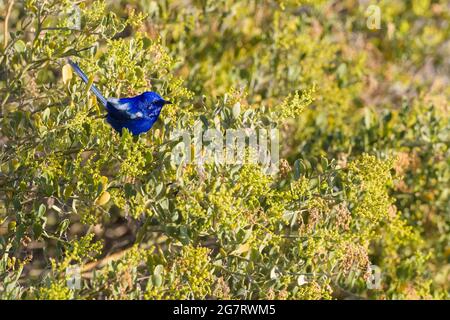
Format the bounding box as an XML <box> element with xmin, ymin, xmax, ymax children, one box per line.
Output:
<box><xmin>67</xmin><ymin>59</ymin><xmax>107</xmax><ymax>107</ymax></box>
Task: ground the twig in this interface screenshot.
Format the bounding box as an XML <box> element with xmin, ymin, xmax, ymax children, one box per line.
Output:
<box><xmin>81</xmin><ymin>247</ymin><xmax>133</xmax><ymax>274</ymax></box>
<box><xmin>3</xmin><ymin>0</ymin><xmax>15</xmax><ymax>49</ymax></box>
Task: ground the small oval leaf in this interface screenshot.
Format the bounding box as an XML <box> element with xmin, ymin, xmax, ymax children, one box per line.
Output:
<box><xmin>95</xmin><ymin>191</ymin><xmax>111</xmax><ymax>206</ymax></box>
<box><xmin>62</xmin><ymin>64</ymin><xmax>73</xmax><ymax>84</ymax></box>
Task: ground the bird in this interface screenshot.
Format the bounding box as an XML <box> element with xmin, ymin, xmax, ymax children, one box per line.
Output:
<box><xmin>67</xmin><ymin>59</ymin><xmax>171</xmax><ymax>135</ymax></box>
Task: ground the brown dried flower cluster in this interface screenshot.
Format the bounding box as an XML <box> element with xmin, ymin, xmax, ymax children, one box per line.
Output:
<box><xmin>333</xmin><ymin>202</ymin><xmax>351</xmax><ymax>231</ymax></box>
<box><xmin>339</xmin><ymin>243</ymin><xmax>370</xmax><ymax>278</ymax></box>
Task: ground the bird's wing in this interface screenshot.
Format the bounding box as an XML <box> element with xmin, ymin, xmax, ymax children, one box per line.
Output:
<box><xmin>106</xmin><ymin>97</ymin><xmax>145</xmax><ymax>120</ymax></box>
<box><xmin>106</xmin><ymin>98</ymin><xmax>143</xmax><ymax>120</ymax></box>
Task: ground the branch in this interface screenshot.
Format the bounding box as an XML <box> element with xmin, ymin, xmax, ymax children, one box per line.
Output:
<box><xmin>3</xmin><ymin>0</ymin><xmax>15</xmax><ymax>49</ymax></box>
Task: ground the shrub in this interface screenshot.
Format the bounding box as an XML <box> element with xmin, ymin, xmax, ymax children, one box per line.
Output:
<box><xmin>0</xmin><ymin>0</ymin><xmax>448</xmax><ymax>299</ymax></box>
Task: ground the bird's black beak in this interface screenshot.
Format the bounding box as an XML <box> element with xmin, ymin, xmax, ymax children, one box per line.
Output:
<box><xmin>164</xmin><ymin>100</ymin><xmax>172</xmax><ymax>105</ymax></box>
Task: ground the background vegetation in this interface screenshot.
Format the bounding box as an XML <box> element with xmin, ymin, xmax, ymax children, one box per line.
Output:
<box><xmin>0</xmin><ymin>0</ymin><xmax>448</xmax><ymax>299</ymax></box>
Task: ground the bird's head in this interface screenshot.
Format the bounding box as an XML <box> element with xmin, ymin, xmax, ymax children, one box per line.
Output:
<box><xmin>141</xmin><ymin>91</ymin><xmax>171</xmax><ymax>108</ymax></box>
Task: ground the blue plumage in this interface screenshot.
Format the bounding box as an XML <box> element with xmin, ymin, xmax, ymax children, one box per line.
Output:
<box><xmin>67</xmin><ymin>59</ymin><xmax>171</xmax><ymax>135</ymax></box>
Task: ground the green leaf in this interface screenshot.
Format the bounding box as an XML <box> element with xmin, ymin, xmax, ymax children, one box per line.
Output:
<box><xmin>152</xmin><ymin>274</ymin><xmax>162</xmax><ymax>287</ymax></box>
<box><xmin>58</xmin><ymin>219</ymin><xmax>70</xmax><ymax>236</ymax></box>
<box><xmin>62</xmin><ymin>64</ymin><xmax>73</xmax><ymax>84</ymax></box>
<box><xmin>38</xmin><ymin>204</ymin><xmax>46</xmax><ymax>217</ymax></box>
<box><xmin>42</xmin><ymin>108</ymin><xmax>51</xmax><ymax>121</ymax></box>
<box><xmin>155</xmin><ymin>183</ymin><xmax>164</xmax><ymax>198</ymax></box>
<box><xmin>32</xmin><ymin>223</ymin><xmax>43</xmax><ymax>238</ymax></box>
<box><xmin>154</xmin><ymin>264</ymin><xmax>164</xmax><ymax>276</ymax></box>
<box><xmin>14</xmin><ymin>40</ymin><xmax>26</xmax><ymax>53</ymax></box>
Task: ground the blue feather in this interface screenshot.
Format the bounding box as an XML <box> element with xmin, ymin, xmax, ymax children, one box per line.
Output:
<box><xmin>67</xmin><ymin>59</ymin><xmax>171</xmax><ymax>135</ymax></box>
<box><xmin>67</xmin><ymin>59</ymin><xmax>107</xmax><ymax>107</ymax></box>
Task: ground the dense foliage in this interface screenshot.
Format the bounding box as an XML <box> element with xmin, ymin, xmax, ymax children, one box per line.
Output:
<box><xmin>0</xmin><ymin>0</ymin><xmax>448</xmax><ymax>299</ymax></box>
